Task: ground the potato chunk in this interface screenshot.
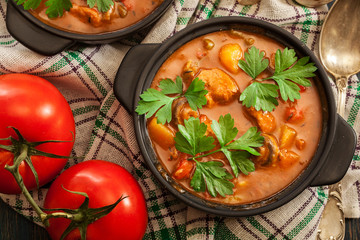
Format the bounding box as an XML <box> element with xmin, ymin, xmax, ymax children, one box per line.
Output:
<box><xmin>148</xmin><ymin>118</ymin><xmax>175</xmax><ymax>149</ymax></box>
<box><xmin>246</xmin><ymin>107</ymin><xmax>276</xmax><ymax>133</ymax></box>
<box><xmin>279</xmin><ymin>149</ymin><xmax>300</xmax><ymax>168</ymax></box>
<box><xmin>279</xmin><ymin>125</ymin><xmax>297</xmax><ymax>149</ymax></box>
<box><xmin>196</xmin><ymin>68</ymin><xmax>240</xmax><ymax>108</ymax></box>
<box><xmin>219</xmin><ymin>44</ymin><xmax>243</xmax><ymax>74</ymax></box>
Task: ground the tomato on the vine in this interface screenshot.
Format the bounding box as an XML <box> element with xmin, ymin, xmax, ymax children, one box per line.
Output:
<box><xmin>0</xmin><ymin>74</ymin><xmax>75</xmax><ymax>194</ymax></box>
<box><xmin>44</xmin><ymin>160</ymin><xmax>148</xmax><ymax>240</ymax></box>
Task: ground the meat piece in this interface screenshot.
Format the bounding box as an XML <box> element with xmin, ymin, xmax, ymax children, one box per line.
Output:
<box><xmin>172</xmin><ymin>98</ymin><xmax>199</xmax><ymax>126</ymax></box>
<box><xmin>70</xmin><ymin>4</ymin><xmax>116</xmax><ymax>27</ymax></box>
<box><xmin>253</xmin><ymin>133</ymin><xmax>280</xmax><ymax>166</ymax></box>
<box><xmin>196</xmin><ymin>68</ymin><xmax>240</xmax><ymax>108</ymax></box>
<box><xmin>199</xmin><ymin>114</ymin><xmax>214</xmax><ymax>137</ymax></box>
<box><xmin>70</xmin><ymin>5</ymin><xmax>102</xmax><ymax>27</ymax></box>
<box><xmin>246</xmin><ymin>107</ymin><xmax>276</xmax><ymax>133</ymax></box>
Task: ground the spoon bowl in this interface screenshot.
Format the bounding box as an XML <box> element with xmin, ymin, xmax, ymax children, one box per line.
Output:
<box><xmin>317</xmin><ymin>0</ymin><xmax>360</xmax><ymax>239</ymax></box>
<box><xmin>319</xmin><ymin>0</ymin><xmax>360</xmax><ymax>115</ymax></box>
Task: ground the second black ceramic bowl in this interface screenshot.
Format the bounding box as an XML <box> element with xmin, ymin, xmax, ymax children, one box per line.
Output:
<box><xmin>114</xmin><ymin>17</ymin><xmax>356</xmax><ymax>217</ymax></box>
<box><xmin>6</xmin><ymin>0</ymin><xmax>173</xmax><ymax>55</ymax></box>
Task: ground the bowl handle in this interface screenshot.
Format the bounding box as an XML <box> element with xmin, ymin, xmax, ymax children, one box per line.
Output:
<box><xmin>310</xmin><ymin>115</ymin><xmax>357</xmax><ymax>187</ymax></box>
<box><xmin>6</xmin><ymin>1</ymin><xmax>76</xmax><ymax>56</ymax></box>
<box><xmin>114</xmin><ymin>44</ymin><xmax>160</xmax><ymax>112</ymax></box>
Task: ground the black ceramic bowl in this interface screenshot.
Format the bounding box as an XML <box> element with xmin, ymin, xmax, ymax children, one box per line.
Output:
<box><xmin>6</xmin><ymin>0</ymin><xmax>173</xmax><ymax>55</ymax></box>
<box><xmin>114</xmin><ymin>17</ymin><xmax>356</xmax><ymax>217</ymax></box>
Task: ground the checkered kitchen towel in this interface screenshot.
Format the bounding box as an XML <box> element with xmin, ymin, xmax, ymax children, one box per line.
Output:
<box><xmin>1</xmin><ymin>0</ymin><xmax>359</xmax><ymax>239</ymax></box>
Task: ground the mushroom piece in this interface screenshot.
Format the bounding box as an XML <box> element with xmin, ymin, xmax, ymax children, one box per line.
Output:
<box><xmin>182</xmin><ymin>60</ymin><xmax>199</xmax><ymax>83</ymax></box>
<box><xmin>172</xmin><ymin>97</ymin><xmax>199</xmax><ymax>126</ymax></box>
<box><xmin>253</xmin><ymin>133</ymin><xmax>280</xmax><ymax>166</ymax></box>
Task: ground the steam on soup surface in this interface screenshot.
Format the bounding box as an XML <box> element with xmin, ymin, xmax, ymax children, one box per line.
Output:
<box><xmin>30</xmin><ymin>0</ymin><xmax>163</xmax><ymax>34</ymax></box>
<box><xmin>143</xmin><ymin>30</ymin><xmax>322</xmax><ymax>205</ymax></box>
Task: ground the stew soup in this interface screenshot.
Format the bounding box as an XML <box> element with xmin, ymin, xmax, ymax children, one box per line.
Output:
<box><xmin>30</xmin><ymin>0</ymin><xmax>163</xmax><ymax>34</ymax></box>
<box><xmin>146</xmin><ymin>30</ymin><xmax>322</xmax><ymax>205</ymax></box>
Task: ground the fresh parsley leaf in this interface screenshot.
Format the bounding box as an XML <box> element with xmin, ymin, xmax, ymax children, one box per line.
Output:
<box><xmin>135</xmin><ymin>89</ymin><xmax>177</xmax><ymax>124</ymax></box>
<box><xmin>226</xmin><ymin>126</ymin><xmax>264</xmax><ymax>156</ymax></box>
<box><xmin>44</xmin><ymin>0</ymin><xmax>72</xmax><ymax>18</ymax></box>
<box><xmin>184</xmin><ymin>78</ymin><xmax>208</xmax><ymax>110</ymax></box>
<box><xmin>87</xmin><ymin>0</ymin><xmax>114</xmax><ymax>12</ymax></box>
<box><xmin>191</xmin><ymin>160</ymin><xmax>234</xmax><ymax>197</ymax></box>
<box><xmin>239</xmin><ymin>81</ymin><xmax>279</xmax><ymax>112</ymax></box>
<box><xmin>159</xmin><ymin>77</ymin><xmax>183</xmax><ymax>95</ymax></box>
<box><xmin>211</xmin><ymin>114</ymin><xmax>263</xmax><ymax>176</ymax></box>
<box><xmin>230</xmin><ymin>151</ymin><xmax>255</xmax><ymax>175</ymax></box>
<box><xmin>210</xmin><ymin>114</ymin><xmax>238</xmax><ymax>147</ymax></box>
<box><xmin>136</xmin><ymin>77</ymin><xmax>207</xmax><ymax>124</ymax></box>
<box><xmin>16</xmin><ymin>0</ymin><xmax>42</xmax><ymax>10</ymax></box>
<box><xmin>238</xmin><ymin>46</ymin><xmax>269</xmax><ymax>79</ymax></box>
<box><xmin>274</xmin><ymin>47</ymin><xmax>297</xmax><ymax>73</ymax></box>
<box><xmin>268</xmin><ymin>49</ymin><xmax>316</xmax><ymax>101</ymax></box>
<box><xmin>238</xmin><ymin>47</ymin><xmax>317</xmax><ymax>111</ymax></box>
<box><xmin>174</xmin><ymin>117</ymin><xmax>215</xmax><ymax>156</ymax></box>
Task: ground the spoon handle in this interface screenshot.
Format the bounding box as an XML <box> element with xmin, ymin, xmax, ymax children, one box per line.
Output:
<box><xmin>317</xmin><ymin>182</ymin><xmax>345</xmax><ymax>240</ymax></box>
<box><xmin>317</xmin><ymin>76</ymin><xmax>348</xmax><ymax>240</ymax></box>
<box><xmin>335</xmin><ymin>76</ymin><xmax>348</xmax><ymax>117</ymax></box>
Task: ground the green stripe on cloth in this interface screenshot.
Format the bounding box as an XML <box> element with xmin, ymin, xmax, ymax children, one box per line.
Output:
<box><xmin>72</xmin><ymin>105</ymin><xmax>100</xmax><ymax>117</ymax></box>
<box><xmin>176</xmin><ymin>17</ymin><xmax>191</xmax><ymax>25</ymax></box>
<box><xmin>238</xmin><ymin>5</ymin><xmax>251</xmax><ymax>16</ymax></box>
<box><xmin>39</xmin><ymin>51</ymin><xmax>82</xmax><ymax>74</ymax></box>
<box><xmin>347</xmin><ymin>84</ymin><xmax>360</xmax><ymax>126</ymax></box>
<box><xmin>0</xmin><ymin>39</ymin><xmax>16</xmax><ymax>45</ymax></box>
<box><xmin>285</xmin><ymin>198</ymin><xmax>323</xmax><ymax>238</ymax></box>
<box><xmin>67</xmin><ymin>51</ymin><xmax>108</xmax><ymax>97</ymax></box>
<box><xmin>299</xmin><ymin>7</ymin><xmax>312</xmax><ymax>44</ymax></box>
<box><xmin>246</xmin><ymin>216</ymin><xmax>276</xmax><ymax>239</ymax></box>
<box><xmin>214</xmin><ymin>220</ymin><xmax>242</xmax><ymax>240</ymax></box>
<box><xmin>87</xmin><ymin>93</ymin><xmax>118</xmax><ymax>149</ymax></box>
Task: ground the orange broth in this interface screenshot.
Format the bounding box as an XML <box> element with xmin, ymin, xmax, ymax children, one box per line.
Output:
<box><xmin>148</xmin><ymin>30</ymin><xmax>322</xmax><ymax>205</ymax></box>
<box><xmin>30</xmin><ymin>0</ymin><xmax>163</xmax><ymax>34</ymax></box>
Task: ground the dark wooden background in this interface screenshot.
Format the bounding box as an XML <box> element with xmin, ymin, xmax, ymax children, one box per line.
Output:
<box><xmin>1</xmin><ymin>1</ymin><xmax>359</xmax><ymax>240</ymax></box>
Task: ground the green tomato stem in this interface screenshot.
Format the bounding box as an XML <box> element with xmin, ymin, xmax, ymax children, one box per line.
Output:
<box><xmin>4</xmin><ymin>143</ymin><xmax>77</xmax><ymax>227</ymax></box>
<box><xmin>4</xmin><ymin>144</ymin><xmax>50</xmax><ymax>226</ymax></box>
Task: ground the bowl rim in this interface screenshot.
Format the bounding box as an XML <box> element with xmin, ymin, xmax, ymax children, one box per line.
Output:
<box><xmin>8</xmin><ymin>0</ymin><xmax>174</xmax><ymax>41</ymax></box>
<box><xmin>132</xmin><ymin>16</ymin><xmax>336</xmax><ymax>216</ymax></box>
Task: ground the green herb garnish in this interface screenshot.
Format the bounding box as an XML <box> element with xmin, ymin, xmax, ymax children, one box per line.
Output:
<box><xmin>267</xmin><ymin>48</ymin><xmax>316</xmax><ymax>101</ymax></box>
<box><xmin>87</xmin><ymin>0</ymin><xmax>114</xmax><ymax>13</ymax></box>
<box><xmin>211</xmin><ymin>114</ymin><xmax>263</xmax><ymax>177</ymax></box>
<box><xmin>238</xmin><ymin>46</ymin><xmax>269</xmax><ymax>79</ymax></box>
<box><xmin>174</xmin><ymin>115</ymin><xmax>264</xmax><ymax>197</ymax></box>
<box><xmin>14</xmin><ymin>0</ymin><xmax>114</xmax><ymax>18</ymax></box>
<box><xmin>136</xmin><ymin>77</ymin><xmax>208</xmax><ymax>125</ymax></box>
<box><xmin>239</xmin><ymin>81</ymin><xmax>279</xmax><ymax>112</ymax></box>
<box><xmin>238</xmin><ymin>46</ymin><xmax>317</xmax><ymax>112</ymax></box>
<box><xmin>191</xmin><ymin>160</ymin><xmax>234</xmax><ymax>197</ymax></box>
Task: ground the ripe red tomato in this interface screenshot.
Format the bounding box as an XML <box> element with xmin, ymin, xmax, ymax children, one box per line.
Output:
<box><xmin>0</xmin><ymin>74</ymin><xmax>75</xmax><ymax>194</ymax></box>
<box><xmin>44</xmin><ymin>160</ymin><xmax>148</xmax><ymax>240</ymax></box>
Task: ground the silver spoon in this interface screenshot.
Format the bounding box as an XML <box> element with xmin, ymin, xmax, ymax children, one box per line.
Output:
<box><xmin>317</xmin><ymin>0</ymin><xmax>360</xmax><ymax>239</ymax></box>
